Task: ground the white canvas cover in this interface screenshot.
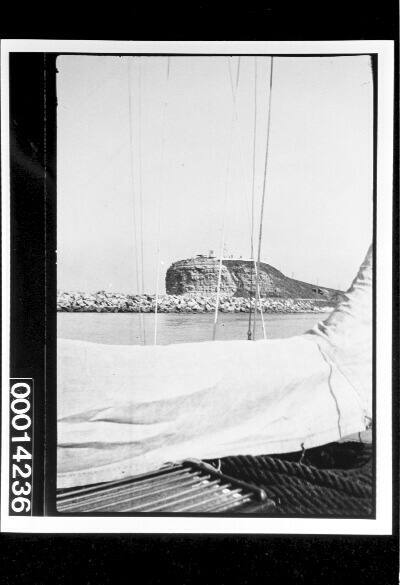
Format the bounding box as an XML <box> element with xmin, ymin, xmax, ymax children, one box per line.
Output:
<box><xmin>57</xmin><ymin>246</ymin><xmax>372</xmax><ymax>488</ymax></box>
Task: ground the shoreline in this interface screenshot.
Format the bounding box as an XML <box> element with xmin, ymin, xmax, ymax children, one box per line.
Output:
<box><xmin>57</xmin><ymin>292</ymin><xmax>336</xmax><ymax>314</ymax></box>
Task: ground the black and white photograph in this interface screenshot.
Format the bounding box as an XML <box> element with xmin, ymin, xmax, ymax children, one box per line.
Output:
<box><xmin>56</xmin><ymin>52</ymin><xmax>375</xmax><ymax>517</ymax></box>
<box><xmin>0</xmin><ymin>40</ymin><xmax>395</xmax><ymax>535</ymax></box>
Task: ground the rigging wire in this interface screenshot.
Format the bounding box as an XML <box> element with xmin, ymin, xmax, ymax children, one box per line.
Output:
<box><xmin>226</xmin><ymin>57</ymin><xmax>254</xmax><ymax>239</ymax></box>
<box><xmin>154</xmin><ymin>57</ymin><xmax>171</xmax><ymax>345</ymax></box>
<box><xmin>127</xmin><ymin>58</ymin><xmax>144</xmax><ymax>343</ymax></box>
<box><xmin>224</xmin><ymin>56</ymin><xmax>267</xmax><ymax>341</ymax></box>
<box><xmin>253</xmin><ymin>56</ymin><xmax>274</xmax><ymax>341</ymax></box>
<box><xmin>223</xmin><ymin>57</ymin><xmax>255</xmax><ymax>294</ymax></box>
<box><xmin>247</xmin><ymin>57</ymin><xmax>258</xmax><ymax>340</ymax></box>
<box><xmin>235</xmin><ymin>56</ymin><xmax>241</xmax><ymax>90</ymax></box>
<box><xmin>212</xmin><ymin>57</ymin><xmax>241</xmax><ymax>341</ymax></box>
<box><xmin>254</xmin><ymin>262</ymin><xmax>267</xmax><ymax>339</ymax></box>
<box><xmin>137</xmin><ymin>58</ymin><xmax>146</xmax><ymax>344</ymax></box>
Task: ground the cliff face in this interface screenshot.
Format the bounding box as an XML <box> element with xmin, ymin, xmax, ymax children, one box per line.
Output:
<box><xmin>165</xmin><ymin>256</ymin><xmax>342</xmax><ymax>300</ymax></box>
<box><xmin>165</xmin><ymin>257</ymin><xmax>236</xmax><ymax>295</ymax></box>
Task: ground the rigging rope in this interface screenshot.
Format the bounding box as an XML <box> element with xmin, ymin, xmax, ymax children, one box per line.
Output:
<box><xmin>137</xmin><ymin>59</ymin><xmax>146</xmax><ymax>344</ymax></box>
<box><xmin>225</xmin><ymin>56</ymin><xmax>257</xmax><ymax>340</ymax></box>
<box><xmin>207</xmin><ymin>442</ymin><xmax>373</xmax><ymax>516</ymax></box>
<box><xmin>253</xmin><ymin>259</ymin><xmax>267</xmax><ymax>339</ymax></box>
<box><xmin>247</xmin><ymin>57</ymin><xmax>258</xmax><ymax>340</ymax></box>
<box><xmin>253</xmin><ymin>56</ymin><xmax>274</xmax><ymax>341</ymax></box>
<box><xmin>212</xmin><ymin>57</ymin><xmax>241</xmax><ymax>341</ymax></box>
<box><xmin>154</xmin><ymin>57</ymin><xmax>171</xmax><ymax>345</ymax></box>
<box><xmin>226</xmin><ymin>58</ymin><xmax>258</xmax><ymax>256</ymax></box>
<box><xmin>127</xmin><ymin>59</ymin><xmax>144</xmax><ymax>344</ymax></box>
<box><xmin>317</xmin><ymin>344</ymin><xmax>343</xmax><ymax>439</ymax></box>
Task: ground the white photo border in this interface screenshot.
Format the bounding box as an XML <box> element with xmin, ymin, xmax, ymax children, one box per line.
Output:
<box><xmin>1</xmin><ymin>39</ymin><xmax>394</xmax><ymax>534</ymax></box>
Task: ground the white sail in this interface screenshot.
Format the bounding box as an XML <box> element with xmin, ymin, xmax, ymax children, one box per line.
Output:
<box><xmin>57</xmin><ymin>245</ymin><xmax>372</xmax><ymax>488</ymax></box>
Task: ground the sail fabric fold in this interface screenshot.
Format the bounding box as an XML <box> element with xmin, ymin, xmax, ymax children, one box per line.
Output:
<box><xmin>57</xmin><ymin>246</ymin><xmax>372</xmax><ymax>489</ymax></box>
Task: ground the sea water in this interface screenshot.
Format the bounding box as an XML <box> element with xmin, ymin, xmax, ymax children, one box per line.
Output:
<box><xmin>57</xmin><ymin>311</ymin><xmax>326</xmax><ymax>346</ymax></box>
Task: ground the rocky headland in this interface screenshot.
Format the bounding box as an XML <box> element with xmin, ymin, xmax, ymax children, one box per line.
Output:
<box><xmin>58</xmin><ymin>255</ymin><xmax>343</xmax><ymax>314</ymax></box>
<box><xmin>166</xmin><ymin>254</ymin><xmax>342</xmax><ymax>300</ymax></box>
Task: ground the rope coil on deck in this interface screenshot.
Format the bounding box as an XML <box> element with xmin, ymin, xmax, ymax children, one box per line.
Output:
<box><xmin>207</xmin><ymin>441</ymin><xmax>373</xmax><ymax>516</ymax></box>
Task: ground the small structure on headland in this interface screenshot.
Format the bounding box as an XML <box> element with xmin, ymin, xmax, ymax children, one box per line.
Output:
<box><xmin>165</xmin><ymin>252</ymin><xmax>342</xmax><ymax>300</ymax></box>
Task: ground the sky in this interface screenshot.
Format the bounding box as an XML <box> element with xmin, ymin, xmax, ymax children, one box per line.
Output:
<box><xmin>57</xmin><ymin>54</ymin><xmax>373</xmax><ymax>293</ymax></box>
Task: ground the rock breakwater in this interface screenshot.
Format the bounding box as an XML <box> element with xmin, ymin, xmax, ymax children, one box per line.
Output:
<box><xmin>57</xmin><ymin>291</ymin><xmax>336</xmax><ymax>314</ymax></box>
